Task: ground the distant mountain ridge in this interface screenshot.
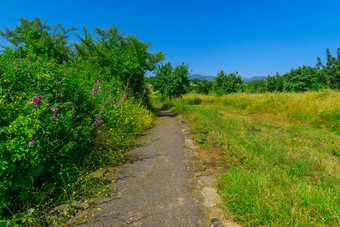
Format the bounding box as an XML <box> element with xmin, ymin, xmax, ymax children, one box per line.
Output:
<box><xmin>243</xmin><ymin>76</ymin><xmax>267</xmax><ymax>82</ymax></box>
<box><xmin>189</xmin><ymin>74</ymin><xmax>215</xmax><ymax>81</ymax></box>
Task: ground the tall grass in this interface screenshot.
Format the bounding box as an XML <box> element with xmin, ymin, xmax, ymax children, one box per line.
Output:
<box><xmin>167</xmin><ymin>90</ymin><xmax>340</xmax><ymax>131</ymax></box>
<box><xmin>159</xmin><ymin>90</ymin><xmax>340</xmax><ymax>226</ymax></box>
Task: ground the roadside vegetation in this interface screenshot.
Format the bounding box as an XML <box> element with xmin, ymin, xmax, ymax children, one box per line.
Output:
<box><xmin>156</xmin><ymin>91</ymin><xmax>340</xmax><ymax>226</ymax></box>
<box><xmin>0</xmin><ymin>17</ymin><xmax>161</xmax><ymax>225</ymax></box>
<box><xmin>2</xmin><ymin>14</ymin><xmax>340</xmax><ymax>227</ymax></box>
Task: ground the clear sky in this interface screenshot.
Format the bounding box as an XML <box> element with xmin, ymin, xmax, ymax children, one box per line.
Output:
<box><xmin>1</xmin><ymin>0</ymin><xmax>340</xmax><ymax>78</ymax></box>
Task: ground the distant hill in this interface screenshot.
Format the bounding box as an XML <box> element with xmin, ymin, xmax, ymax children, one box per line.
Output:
<box><xmin>189</xmin><ymin>74</ymin><xmax>215</xmax><ymax>81</ymax></box>
<box><xmin>243</xmin><ymin>76</ymin><xmax>266</xmax><ymax>82</ymax></box>
<box><xmin>189</xmin><ymin>74</ymin><xmax>267</xmax><ymax>82</ymax></box>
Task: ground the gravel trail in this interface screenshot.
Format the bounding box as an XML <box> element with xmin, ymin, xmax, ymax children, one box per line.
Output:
<box><xmin>77</xmin><ymin>109</ymin><xmax>206</xmax><ymax>226</ymax></box>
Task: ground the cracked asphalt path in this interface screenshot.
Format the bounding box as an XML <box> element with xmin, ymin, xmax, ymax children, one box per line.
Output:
<box><xmin>77</xmin><ymin>109</ymin><xmax>206</xmax><ymax>226</ymax></box>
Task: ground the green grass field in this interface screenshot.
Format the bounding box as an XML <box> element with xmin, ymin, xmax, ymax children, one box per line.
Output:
<box><xmin>158</xmin><ymin>90</ymin><xmax>340</xmax><ymax>226</ymax></box>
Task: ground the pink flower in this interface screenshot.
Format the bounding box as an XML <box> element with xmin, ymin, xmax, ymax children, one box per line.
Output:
<box><xmin>29</xmin><ymin>140</ymin><xmax>35</xmax><ymax>146</ymax></box>
<box><xmin>96</xmin><ymin>116</ymin><xmax>101</xmax><ymax>121</ymax></box>
<box><xmin>33</xmin><ymin>90</ymin><xmax>36</xmax><ymax>93</ymax></box>
<box><xmin>143</xmin><ymin>89</ymin><xmax>146</xmax><ymax>94</ymax></box>
<box><xmin>124</xmin><ymin>94</ymin><xmax>127</xmax><ymax>100</ymax></box>
<box><xmin>74</xmin><ymin>134</ymin><xmax>77</xmax><ymax>139</ymax></box>
<box><xmin>126</xmin><ymin>82</ymin><xmax>129</xmax><ymax>88</ymax></box>
<box><xmin>97</xmin><ymin>79</ymin><xmax>100</xmax><ymax>85</ymax></box>
<box><xmin>29</xmin><ymin>99</ymin><xmax>33</xmax><ymax>104</ymax></box>
<box><xmin>92</xmin><ymin>88</ymin><xmax>96</xmax><ymax>96</ymax></box>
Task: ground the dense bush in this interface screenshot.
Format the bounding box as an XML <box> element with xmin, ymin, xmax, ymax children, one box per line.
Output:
<box><xmin>74</xmin><ymin>26</ymin><xmax>164</xmax><ymax>104</ymax></box>
<box><xmin>0</xmin><ymin>17</ymin><xmax>159</xmax><ymax>222</ymax></box>
<box><xmin>283</xmin><ymin>66</ymin><xmax>320</xmax><ymax>92</ymax></box>
<box><xmin>242</xmin><ymin>79</ymin><xmax>267</xmax><ymax>93</ymax></box>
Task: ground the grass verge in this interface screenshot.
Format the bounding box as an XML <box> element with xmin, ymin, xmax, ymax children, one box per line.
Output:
<box><xmin>156</xmin><ymin>91</ymin><xmax>340</xmax><ymax>226</ymax></box>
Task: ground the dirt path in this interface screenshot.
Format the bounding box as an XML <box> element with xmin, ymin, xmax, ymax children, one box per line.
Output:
<box><xmin>75</xmin><ymin>109</ymin><xmax>207</xmax><ymax>226</ymax></box>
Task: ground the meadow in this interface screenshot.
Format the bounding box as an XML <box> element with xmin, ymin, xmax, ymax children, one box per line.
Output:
<box><xmin>159</xmin><ymin>90</ymin><xmax>340</xmax><ymax>226</ymax></box>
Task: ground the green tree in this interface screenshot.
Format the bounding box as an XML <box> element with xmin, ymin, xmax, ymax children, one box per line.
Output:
<box><xmin>214</xmin><ymin>70</ymin><xmax>243</xmax><ymax>94</ymax></box>
<box><xmin>283</xmin><ymin>66</ymin><xmax>319</xmax><ymax>92</ymax></box>
<box><xmin>195</xmin><ymin>79</ymin><xmax>213</xmax><ymax>95</ymax></box>
<box><xmin>73</xmin><ymin>26</ymin><xmax>164</xmax><ymax>103</ymax></box>
<box><xmin>150</xmin><ymin>62</ymin><xmax>173</xmax><ymax>96</ymax></box>
<box><xmin>151</xmin><ymin>62</ymin><xmax>190</xmax><ymax>99</ymax></box>
<box><xmin>266</xmin><ymin>73</ymin><xmax>284</xmax><ymax>92</ymax></box>
<box><xmin>316</xmin><ymin>48</ymin><xmax>340</xmax><ymax>89</ymax></box>
<box><xmin>0</xmin><ymin>17</ymin><xmax>76</xmax><ymax>63</ymax></box>
<box><xmin>243</xmin><ymin>79</ymin><xmax>267</xmax><ymax>93</ymax></box>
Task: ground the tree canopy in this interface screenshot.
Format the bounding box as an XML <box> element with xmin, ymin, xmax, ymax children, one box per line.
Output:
<box><xmin>214</xmin><ymin>70</ymin><xmax>243</xmax><ymax>94</ymax></box>
<box><xmin>151</xmin><ymin>62</ymin><xmax>190</xmax><ymax>99</ymax></box>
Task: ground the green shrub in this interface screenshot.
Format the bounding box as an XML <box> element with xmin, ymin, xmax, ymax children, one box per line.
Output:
<box><xmin>0</xmin><ymin>18</ymin><xmax>156</xmax><ymax>223</ymax></box>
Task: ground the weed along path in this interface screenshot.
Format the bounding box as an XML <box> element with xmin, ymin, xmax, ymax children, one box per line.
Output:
<box><xmin>72</xmin><ymin>108</ymin><xmax>209</xmax><ymax>226</ymax></box>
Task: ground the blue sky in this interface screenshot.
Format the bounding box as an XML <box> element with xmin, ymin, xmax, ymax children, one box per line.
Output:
<box><xmin>1</xmin><ymin>0</ymin><xmax>340</xmax><ymax>78</ymax></box>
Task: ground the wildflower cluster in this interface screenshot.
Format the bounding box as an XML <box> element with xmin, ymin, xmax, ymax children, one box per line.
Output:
<box><xmin>29</xmin><ymin>94</ymin><xmax>42</xmax><ymax>107</ymax></box>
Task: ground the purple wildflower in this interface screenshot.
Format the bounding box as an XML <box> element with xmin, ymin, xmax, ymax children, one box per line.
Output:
<box><xmin>51</xmin><ymin>107</ymin><xmax>60</xmax><ymax>118</ymax></box>
<box><xmin>38</xmin><ymin>94</ymin><xmax>42</xmax><ymax>101</ymax></box>
<box><xmin>34</xmin><ymin>105</ymin><xmax>37</xmax><ymax>108</ymax></box>
<box><xmin>143</xmin><ymin>89</ymin><xmax>146</xmax><ymax>94</ymax></box>
<box><xmin>117</xmin><ymin>91</ymin><xmax>120</xmax><ymax>95</ymax></box>
<box><xmin>98</xmin><ymin>87</ymin><xmax>102</xmax><ymax>93</ymax></box>
<box><xmin>92</xmin><ymin>88</ymin><xmax>96</xmax><ymax>96</ymax></box>
<box><xmin>118</xmin><ymin>102</ymin><xmax>121</xmax><ymax>106</ymax></box>
<box><xmin>29</xmin><ymin>140</ymin><xmax>35</xmax><ymax>146</ymax></box>
<box><xmin>126</xmin><ymin>82</ymin><xmax>129</xmax><ymax>88</ymax></box>
<box><xmin>33</xmin><ymin>90</ymin><xmax>36</xmax><ymax>93</ymax></box>
<box><xmin>72</xmin><ymin>107</ymin><xmax>76</xmax><ymax>118</ymax></box>
<box><xmin>124</xmin><ymin>94</ymin><xmax>127</xmax><ymax>100</ymax></box>
<box><xmin>29</xmin><ymin>99</ymin><xmax>34</xmax><ymax>104</ymax></box>
<box><xmin>74</xmin><ymin>134</ymin><xmax>77</xmax><ymax>140</ymax></box>
<box><xmin>96</xmin><ymin>116</ymin><xmax>101</xmax><ymax>121</ymax></box>
<box><xmin>97</xmin><ymin>79</ymin><xmax>100</xmax><ymax>85</ymax></box>
<box><xmin>61</xmin><ymin>88</ymin><xmax>64</xmax><ymax>92</ymax></box>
